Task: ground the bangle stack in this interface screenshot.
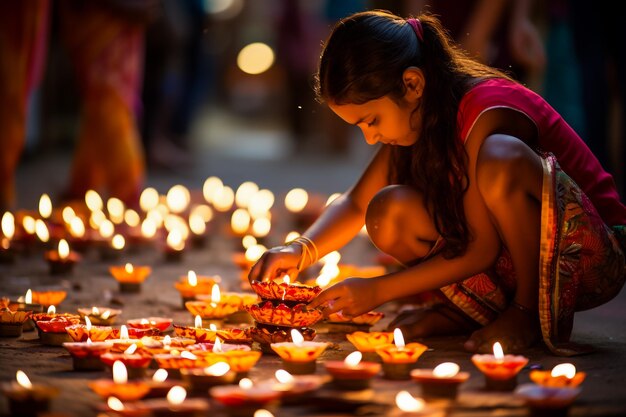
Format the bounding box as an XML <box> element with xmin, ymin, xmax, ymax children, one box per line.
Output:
<box><xmin>287</xmin><ymin>236</ymin><xmax>319</xmax><ymax>271</ymax></box>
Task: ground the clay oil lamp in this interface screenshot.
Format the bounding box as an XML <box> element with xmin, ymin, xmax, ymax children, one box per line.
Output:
<box><xmin>196</xmin><ymin>291</ymin><xmax>257</xmax><ymax>324</ymax></box>
<box><xmin>144</xmin><ymin>369</ymin><xmax>180</xmax><ymax>399</ymax></box>
<box><xmin>153</xmin><ymin>350</ymin><xmax>203</xmax><ymax>379</ymax></box>
<box><xmin>65</xmin><ymin>316</ymin><xmax>113</xmax><ymax>342</ymax></box>
<box><xmin>140</xmin><ymin>385</ymin><xmax>209</xmax><ymax>417</ymax></box>
<box><xmin>107</xmin><ymin>325</ymin><xmax>148</xmax><ymax>352</ymax></box>
<box><xmin>78</xmin><ymin>306</ymin><xmax>122</xmax><ymax>326</ymax></box>
<box><xmin>325</xmin><ymin>310</ymin><xmax>385</xmax><ymax>333</ymax></box>
<box><xmin>181</xmin><ymin>361</ymin><xmax>237</xmax><ymax>395</ymax></box>
<box><xmin>216</xmin><ymin>327</ymin><xmax>253</xmax><ymax>345</ymax></box>
<box><xmin>98</xmin><ymin>233</ymin><xmax>126</xmax><ymax>261</ymax></box>
<box><xmin>375</xmin><ymin>328</ymin><xmax>428</xmax><ymax>380</ymax></box>
<box><xmin>205</xmin><ymin>339</ymin><xmax>261</xmax><ymax>380</ymax></box>
<box><xmin>33</xmin><ymin>305</ymin><xmax>80</xmax><ymax>345</ymax></box>
<box><xmin>174</xmin><ymin>270</ymin><xmax>221</xmax><ymax>308</ymax></box>
<box><xmin>100</xmin><ymin>343</ymin><xmax>152</xmax><ymax>379</ymax></box>
<box><xmin>515</xmin><ymin>382</ymin><xmax>582</xmax><ymax>417</ymax></box>
<box><xmin>410</xmin><ymin>362</ymin><xmax>470</xmax><ymax>399</ymax></box>
<box><xmin>325</xmin><ymin>351</ymin><xmax>381</xmax><ymax>391</ymax></box>
<box><xmin>127</xmin><ymin>317</ymin><xmax>173</xmax><ymax>333</ymax></box>
<box><xmin>0</xmin><ymin>370</ymin><xmax>59</xmax><ymax>417</ymax></box>
<box><xmin>44</xmin><ymin>239</ymin><xmax>80</xmax><ymax>275</ymax></box>
<box><xmin>250</xmin><ymin>277</ymin><xmax>322</xmax><ymax>306</ymax></box>
<box><xmin>174</xmin><ymin>315</ymin><xmax>219</xmax><ymax>343</ymax></box>
<box><xmin>0</xmin><ymin>307</ymin><xmax>31</xmax><ymax>338</ymax></box>
<box><xmin>529</xmin><ymin>363</ymin><xmax>586</xmax><ymax>388</ymax></box>
<box><xmin>471</xmin><ymin>341</ymin><xmax>529</xmax><ymax>391</ymax></box>
<box><xmin>270</xmin><ymin>328</ymin><xmax>328</xmax><ymax>374</ymax></box>
<box><xmin>393</xmin><ymin>390</ymin><xmax>445</xmax><ymax>417</ymax></box>
<box><xmin>30</xmin><ymin>289</ymin><xmax>66</xmax><ymax>309</ymax></box>
<box><xmin>0</xmin><ymin>211</ymin><xmax>16</xmax><ymax>264</ymax></box>
<box><xmin>89</xmin><ymin>360</ymin><xmax>150</xmax><ymax>401</ymax></box>
<box><xmin>263</xmin><ymin>369</ymin><xmax>326</xmax><ymax>405</ymax></box>
<box><xmin>346</xmin><ymin>330</ymin><xmax>395</xmax><ymax>362</ymax></box>
<box><xmin>249</xmin><ymin>324</ymin><xmax>316</xmax><ymax>353</ymax></box>
<box><xmin>109</xmin><ymin>263</ymin><xmax>152</xmax><ymax>293</ymax></box>
<box><xmin>210</xmin><ymin>378</ymin><xmax>281</xmax><ymax>417</ymax></box>
<box><xmin>8</xmin><ymin>289</ymin><xmax>43</xmax><ymax>332</ymax></box>
<box><xmin>141</xmin><ymin>335</ymin><xmax>196</xmax><ymax>357</ymax></box>
<box><xmin>185</xmin><ymin>284</ymin><xmax>241</xmax><ymax>327</ymax></box>
<box><xmin>63</xmin><ymin>337</ymin><xmax>113</xmax><ymax>371</ymax></box>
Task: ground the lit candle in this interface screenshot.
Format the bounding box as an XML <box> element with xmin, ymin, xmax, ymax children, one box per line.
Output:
<box><xmin>30</xmin><ymin>290</ymin><xmax>66</xmax><ymax>309</ymax></box>
<box><xmin>210</xmin><ymin>378</ymin><xmax>281</xmax><ymax>417</ymax></box>
<box><xmin>63</xmin><ymin>338</ymin><xmax>113</xmax><ymax>371</ymax></box>
<box><xmin>270</xmin><ymin>329</ymin><xmax>329</xmax><ymax>374</ymax></box>
<box><xmin>100</xmin><ymin>343</ymin><xmax>152</xmax><ymax>379</ymax></box>
<box><xmin>44</xmin><ymin>239</ymin><xmax>80</xmax><ymax>275</ymax></box>
<box><xmin>250</xmin><ymin>279</ymin><xmax>321</xmax><ymax>304</ymax></box>
<box><xmin>0</xmin><ymin>370</ymin><xmax>59</xmax><ymax>417</ymax></box>
<box><xmin>471</xmin><ymin>342</ymin><xmax>529</xmax><ymax>391</ymax></box>
<box><xmin>181</xmin><ymin>361</ymin><xmax>237</xmax><ymax>395</ymax></box>
<box><xmin>77</xmin><ymin>306</ymin><xmax>122</xmax><ymax>326</ymax></box>
<box><xmin>375</xmin><ymin>328</ymin><xmax>428</xmax><ymax>380</ymax></box>
<box><xmin>262</xmin><ymin>370</ymin><xmax>325</xmax><ymax>405</ymax></box>
<box><xmin>9</xmin><ymin>289</ymin><xmax>43</xmax><ymax>333</ymax></box>
<box><xmin>140</xmin><ymin>385</ymin><xmax>210</xmax><ymax>417</ymax></box>
<box><xmin>33</xmin><ymin>307</ymin><xmax>80</xmax><ymax>345</ymax></box>
<box><xmin>410</xmin><ymin>362</ymin><xmax>470</xmax><ymax>399</ymax></box>
<box><xmin>109</xmin><ymin>263</ymin><xmax>152</xmax><ymax>293</ymax></box>
<box><xmin>185</xmin><ymin>284</ymin><xmax>241</xmax><ymax>327</ymax></box>
<box><xmin>515</xmin><ymin>382</ymin><xmax>582</xmax><ymax>417</ymax></box>
<box><xmin>165</xmin><ymin>228</ymin><xmax>186</xmax><ymax>262</ymax></box>
<box><xmin>325</xmin><ymin>351</ymin><xmax>381</xmax><ymax>390</ymax></box>
<box><xmin>189</xmin><ymin>209</ymin><xmax>210</xmax><ymax>248</ymax></box>
<box><xmin>89</xmin><ymin>360</ymin><xmax>150</xmax><ymax>401</ymax></box>
<box><xmin>174</xmin><ymin>271</ymin><xmax>221</xmax><ymax>308</ymax></box>
<box><xmin>346</xmin><ymin>330</ymin><xmax>394</xmax><ymax>361</ymax></box>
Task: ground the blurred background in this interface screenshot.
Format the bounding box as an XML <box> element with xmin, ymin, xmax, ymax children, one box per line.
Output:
<box><xmin>4</xmin><ymin>0</ymin><xmax>625</xmax><ymax>209</ymax></box>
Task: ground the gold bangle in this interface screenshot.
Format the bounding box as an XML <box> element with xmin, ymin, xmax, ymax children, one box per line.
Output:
<box><xmin>287</xmin><ymin>235</ymin><xmax>319</xmax><ymax>271</ymax></box>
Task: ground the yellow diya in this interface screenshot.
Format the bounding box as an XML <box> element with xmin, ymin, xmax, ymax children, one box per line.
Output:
<box><xmin>250</xmin><ymin>280</ymin><xmax>321</xmax><ymax>303</ymax></box>
<box><xmin>375</xmin><ymin>329</ymin><xmax>428</xmax><ymax>380</ymax></box>
<box><xmin>174</xmin><ymin>271</ymin><xmax>221</xmax><ymax>300</ymax></box>
<box><xmin>216</xmin><ymin>328</ymin><xmax>252</xmax><ymax>344</ymax></box>
<box><xmin>174</xmin><ymin>322</ymin><xmax>218</xmax><ymax>343</ymax></box>
<box><xmin>245</xmin><ymin>301</ymin><xmax>323</xmax><ymax>328</ymax></box>
<box><xmin>77</xmin><ymin>306</ymin><xmax>122</xmax><ymax>326</ymax></box>
<box><xmin>65</xmin><ymin>318</ymin><xmax>113</xmax><ymax>342</ymax></box>
<box><xmin>326</xmin><ymin>311</ymin><xmax>384</xmax><ymax>326</ymax></box>
<box><xmin>30</xmin><ymin>290</ymin><xmax>66</xmax><ymax>308</ymax></box>
<box><xmin>529</xmin><ymin>363</ymin><xmax>586</xmax><ymax>388</ymax></box>
<box><xmin>109</xmin><ymin>263</ymin><xmax>151</xmax><ymax>293</ymax></box>
<box><xmin>185</xmin><ymin>300</ymin><xmax>240</xmax><ymax>321</ymax></box>
<box><xmin>346</xmin><ymin>331</ymin><xmax>394</xmax><ymax>353</ymax></box>
<box><xmin>0</xmin><ymin>308</ymin><xmax>31</xmax><ymax>337</ymax></box>
<box><xmin>271</xmin><ymin>329</ymin><xmax>328</xmax><ymax>374</ymax></box>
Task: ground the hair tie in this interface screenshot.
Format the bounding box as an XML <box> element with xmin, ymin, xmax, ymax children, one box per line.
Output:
<box><xmin>407</xmin><ymin>17</ymin><xmax>424</xmax><ymax>42</ymax></box>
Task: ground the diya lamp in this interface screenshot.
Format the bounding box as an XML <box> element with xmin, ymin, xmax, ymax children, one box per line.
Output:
<box><xmin>174</xmin><ymin>270</ymin><xmax>221</xmax><ymax>308</ymax></box>
<box><xmin>127</xmin><ymin>317</ymin><xmax>173</xmax><ymax>333</ymax></box>
<box><xmin>346</xmin><ymin>330</ymin><xmax>395</xmax><ymax>362</ymax></box>
<box><xmin>325</xmin><ymin>351</ymin><xmax>382</xmax><ymax>391</ymax></box>
<box><xmin>410</xmin><ymin>362</ymin><xmax>470</xmax><ymax>399</ymax></box>
<box><xmin>110</xmin><ymin>263</ymin><xmax>152</xmax><ymax>293</ymax></box>
<box><xmin>100</xmin><ymin>396</ymin><xmax>150</xmax><ymax>417</ymax></box>
<box><xmin>516</xmin><ymin>383</ymin><xmax>582</xmax><ymax>417</ymax></box>
<box><xmin>65</xmin><ymin>316</ymin><xmax>113</xmax><ymax>342</ymax></box>
<box><xmin>201</xmin><ymin>338</ymin><xmax>261</xmax><ymax>381</ymax></box>
<box><xmin>9</xmin><ymin>289</ymin><xmax>43</xmax><ymax>332</ymax></box>
<box><xmin>101</xmin><ymin>343</ymin><xmax>152</xmax><ymax>379</ymax></box>
<box><xmin>30</xmin><ymin>289</ymin><xmax>66</xmax><ymax>309</ymax></box>
<box><xmin>33</xmin><ymin>305</ymin><xmax>80</xmax><ymax>345</ymax></box>
<box><xmin>63</xmin><ymin>337</ymin><xmax>113</xmax><ymax>371</ymax></box>
<box><xmin>324</xmin><ymin>310</ymin><xmax>385</xmax><ymax>333</ymax></box>
<box><xmin>78</xmin><ymin>306</ymin><xmax>122</xmax><ymax>326</ymax></box>
<box><xmin>144</xmin><ymin>369</ymin><xmax>180</xmax><ymax>399</ymax></box>
<box><xmin>471</xmin><ymin>341</ymin><xmax>529</xmax><ymax>391</ymax></box>
<box><xmin>139</xmin><ymin>385</ymin><xmax>209</xmax><ymax>417</ymax></box>
<box><xmin>185</xmin><ymin>284</ymin><xmax>240</xmax><ymax>328</ymax></box>
<box><xmin>0</xmin><ymin>211</ymin><xmax>16</xmax><ymax>264</ymax></box>
<box><xmin>270</xmin><ymin>328</ymin><xmax>329</xmax><ymax>374</ymax></box>
<box><xmin>393</xmin><ymin>390</ymin><xmax>445</xmax><ymax>417</ymax></box>
<box><xmin>0</xmin><ymin>370</ymin><xmax>59</xmax><ymax>417</ymax></box>
<box><xmin>164</xmin><ymin>228</ymin><xmax>186</xmax><ymax>262</ymax></box>
<box><xmin>263</xmin><ymin>370</ymin><xmax>326</xmax><ymax>405</ymax></box>
<box><xmin>89</xmin><ymin>360</ymin><xmax>151</xmax><ymax>401</ymax></box>
<box><xmin>173</xmin><ymin>316</ymin><xmax>219</xmax><ymax>343</ymax></box>
<box><xmin>0</xmin><ymin>307</ymin><xmax>31</xmax><ymax>337</ymax></box>
<box><xmin>181</xmin><ymin>361</ymin><xmax>237</xmax><ymax>395</ymax></box>
<box><xmin>210</xmin><ymin>378</ymin><xmax>281</xmax><ymax>417</ymax></box>
<box><xmin>529</xmin><ymin>363</ymin><xmax>586</xmax><ymax>388</ymax></box>
<box><xmin>375</xmin><ymin>329</ymin><xmax>428</xmax><ymax>380</ymax></box>
<box><xmin>44</xmin><ymin>239</ymin><xmax>80</xmax><ymax>275</ymax></box>
<box><xmin>153</xmin><ymin>350</ymin><xmax>203</xmax><ymax>379</ymax></box>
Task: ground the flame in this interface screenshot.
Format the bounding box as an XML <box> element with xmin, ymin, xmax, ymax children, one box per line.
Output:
<box><xmin>433</xmin><ymin>362</ymin><xmax>460</xmax><ymax>378</ymax></box>
<box><xmin>153</xmin><ymin>369</ymin><xmax>168</xmax><ymax>382</ymax></box>
<box><xmin>235</xmin><ymin>181</ymin><xmax>259</xmax><ymax>209</ymax></box>
<box><xmin>166</xmin><ymin>185</ymin><xmax>191</xmax><ymax>214</ymax></box>
<box><xmin>213</xmin><ymin>337</ymin><xmax>223</xmax><ymax>353</ymax></box>
<box><xmin>194</xmin><ymin>315</ymin><xmax>202</xmax><ymax>328</ymax></box>
<box><xmin>395</xmin><ymin>390</ymin><xmax>425</xmax><ymax>412</ymax></box>
<box><xmin>120</xmin><ymin>325</ymin><xmax>129</xmax><ymax>340</ymax></box>
<box><xmin>239</xmin><ymin>378</ymin><xmax>253</xmax><ymax>389</ymax></box>
<box><xmin>124</xmin><ymin>209</ymin><xmax>140</xmax><ymax>227</ymax></box>
<box><xmin>167</xmin><ymin>386</ymin><xmax>187</xmax><ymax>405</ymax></box>
<box><xmin>16</xmin><ymin>370</ymin><xmax>32</xmax><ymax>389</ymax></box>
<box><xmin>85</xmin><ymin>316</ymin><xmax>92</xmax><ymax>331</ymax></box>
<box><xmin>92</xmin><ymin>306</ymin><xmax>100</xmax><ymax>315</ymax></box>
<box><xmin>1</xmin><ymin>212</ymin><xmax>15</xmax><ymax>239</ymax></box>
<box><xmin>283</xmin><ymin>275</ymin><xmax>291</xmax><ymax>285</ymax></box>
<box><xmin>166</xmin><ymin>229</ymin><xmax>185</xmax><ymax>251</ymax></box>
<box><xmin>124</xmin><ymin>344</ymin><xmax>138</xmax><ymax>355</ymax></box>
<box><xmin>107</xmin><ymin>198</ymin><xmax>125</xmax><ymax>224</ymax></box>
<box><xmin>87</xmin><ymin>337</ymin><xmax>93</xmax><ymax>345</ymax></box>
<box><xmin>62</xmin><ymin>206</ymin><xmax>75</xmax><ymax>224</ymax></box>
<box><xmin>101</xmin><ymin>310</ymin><xmax>111</xmax><ymax>320</ymax></box>
<box><xmin>231</xmin><ymin>209</ymin><xmax>250</xmax><ymax>235</ymax></box>
<box><xmin>189</xmin><ymin>213</ymin><xmax>206</xmax><ymax>235</ymax></box>
<box><xmin>251</xmin><ymin>217</ymin><xmax>271</xmax><ymax>238</ymax></box>
<box><xmin>245</xmin><ymin>244</ymin><xmax>266</xmax><ymax>262</ymax></box>
<box><xmin>113</xmin><ymin>361</ymin><xmax>128</xmax><ymax>384</ymax></box>
<box><xmin>25</xmin><ymin>289</ymin><xmax>32</xmax><ymax>304</ymax></box>
<box><xmin>69</xmin><ymin>217</ymin><xmax>85</xmax><ymax>238</ymax></box>
<box><xmin>284</xmin><ymin>188</ymin><xmax>308</xmax><ymax>213</ymax></box>
<box><xmin>551</xmin><ymin>363</ymin><xmax>576</xmax><ymax>379</ymax></box>
<box><xmin>107</xmin><ymin>397</ymin><xmax>124</xmax><ymax>411</ymax></box>
<box><xmin>163</xmin><ymin>335</ymin><xmax>171</xmax><ymax>346</ymax></box>
<box><xmin>209</xmin><ymin>323</ymin><xmax>217</xmax><ymax>331</ymax></box>
<box><xmin>211</xmin><ymin>284</ymin><xmax>221</xmax><ymax>303</ymax></box>
<box><xmin>254</xmin><ymin>410</ymin><xmax>275</xmax><ymax>417</ymax></box>
<box><xmin>139</xmin><ymin>187</ymin><xmax>159</xmax><ymax>212</ymax></box>
<box><xmin>202</xmin><ymin>176</ymin><xmax>224</xmax><ymax>205</ymax></box>
<box><xmin>242</xmin><ymin>235</ymin><xmax>257</xmax><ymax>249</ymax></box>
<box><xmin>493</xmin><ymin>342</ymin><xmax>504</xmax><ymax>361</ymax></box>
<box><xmin>111</xmin><ymin>234</ymin><xmax>125</xmax><ymax>250</ymax></box>
<box><xmin>284</xmin><ymin>231</ymin><xmax>300</xmax><ymax>243</ymax></box>
<box><xmin>23</xmin><ymin>216</ymin><xmax>36</xmax><ymax>234</ymax></box>
<box><xmin>205</xmin><ymin>362</ymin><xmax>230</xmax><ymax>376</ymax></box>
<box><xmin>344</xmin><ymin>351</ymin><xmax>362</xmax><ymax>367</ymax></box>
<box><xmin>39</xmin><ymin>194</ymin><xmax>52</xmax><ymax>219</ymax></box>
<box><xmin>184</xmin><ymin>271</ymin><xmax>197</xmax><ymax>287</ymax></box>
<box><xmin>35</xmin><ymin>219</ymin><xmax>49</xmax><ymax>242</ymax></box>
<box><xmin>290</xmin><ymin>329</ymin><xmax>304</xmax><ymax>347</ymax></box>
<box><xmin>393</xmin><ymin>328</ymin><xmax>405</xmax><ymax>349</ymax></box>
<box><xmin>47</xmin><ymin>305</ymin><xmax>56</xmax><ymax>314</ymax></box>
<box><xmin>248</xmin><ymin>189</ymin><xmax>274</xmax><ymax>217</ymax></box>
<box><xmin>141</xmin><ymin>218</ymin><xmax>157</xmax><ymax>238</ymax></box>
<box><xmin>58</xmin><ymin>239</ymin><xmax>70</xmax><ymax>259</ymax></box>
<box><xmin>275</xmin><ymin>369</ymin><xmax>294</xmax><ymax>384</ymax></box>
<box><xmin>85</xmin><ymin>190</ymin><xmax>103</xmax><ymax>212</ymax></box>
<box><xmin>99</xmin><ymin>219</ymin><xmax>114</xmax><ymax>239</ymax></box>
<box><xmin>125</xmin><ymin>263</ymin><xmax>134</xmax><ymax>274</ymax></box>
<box><xmin>180</xmin><ymin>351</ymin><xmax>197</xmax><ymax>360</ymax></box>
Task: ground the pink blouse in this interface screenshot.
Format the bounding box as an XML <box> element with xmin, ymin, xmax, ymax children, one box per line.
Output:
<box><xmin>457</xmin><ymin>78</ymin><xmax>626</xmax><ymax>226</ymax></box>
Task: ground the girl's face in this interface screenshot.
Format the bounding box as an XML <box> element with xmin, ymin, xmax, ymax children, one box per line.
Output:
<box><xmin>329</xmin><ymin>95</ymin><xmax>420</xmax><ymax>147</ymax></box>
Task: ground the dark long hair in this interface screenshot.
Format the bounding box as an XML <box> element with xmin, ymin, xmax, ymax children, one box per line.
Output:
<box><xmin>315</xmin><ymin>10</ymin><xmax>510</xmax><ymax>258</ymax></box>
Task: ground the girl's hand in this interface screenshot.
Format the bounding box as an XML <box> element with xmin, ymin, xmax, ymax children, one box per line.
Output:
<box><xmin>248</xmin><ymin>244</ymin><xmax>302</xmax><ymax>283</ymax></box>
<box><xmin>308</xmin><ymin>277</ymin><xmax>381</xmax><ymax>318</ymax></box>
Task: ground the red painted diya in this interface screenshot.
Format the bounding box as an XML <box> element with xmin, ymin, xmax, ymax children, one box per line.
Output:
<box><xmin>173</xmin><ymin>324</ymin><xmax>217</xmax><ymax>343</ymax></box>
<box><xmin>326</xmin><ymin>311</ymin><xmax>384</xmax><ymax>326</ymax></box>
<box><xmin>127</xmin><ymin>317</ymin><xmax>173</xmax><ymax>332</ymax></box>
<box><xmin>0</xmin><ymin>309</ymin><xmax>31</xmax><ymax>337</ymax></box>
<box><xmin>346</xmin><ymin>331</ymin><xmax>395</xmax><ymax>353</ymax></box>
<box><xmin>185</xmin><ymin>299</ymin><xmax>241</xmax><ymax>320</ymax></box>
<box><xmin>245</xmin><ymin>301</ymin><xmax>323</xmax><ymax>328</ymax></box>
<box><xmin>250</xmin><ymin>280</ymin><xmax>321</xmax><ymax>303</ymax></box>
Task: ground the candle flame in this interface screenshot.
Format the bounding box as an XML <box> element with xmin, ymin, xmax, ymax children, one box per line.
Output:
<box><xmin>107</xmin><ymin>198</ymin><xmax>125</xmax><ymax>224</ymax></box>
<box><xmin>124</xmin><ymin>209</ymin><xmax>140</xmax><ymax>227</ymax></box>
<box><xmin>58</xmin><ymin>239</ymin><xmax>70</xmax><ymax>259</ymax></box>
<box><xmin>23</xmin><ymin>216</ymin><xmax>35</xmax><ymax>234</ymax></box>
<box><xmin>344</xmin><ymin>351</ymin><xmax>362</xmax><ymax>367</ymax></box>
<box><xmin>35</xmin><ymin>219</ymin><xmax>49</xmax><ymax>242</ymax></box>
<box><xmin>47</xmin><ymin>305</ymin><xmax>56</xmax><ymax>314</ymax></box>
<box><xmin>239</xmin><ymin>378</ymin><xmax>253</xmax><ymax>389</ymax></box>
<box><xmin>16</xmin><ymin>370</ymin><xmax>32</xmax><ymax>389</ymax></box>
<box><xmin>551</xmin><ymin>363</ymin><xmax>576</xmax><ymax>379</ymax></box>
<box><xmin>107</xmin><ymin>397</ymin><xmax>124</xmax><ymax>411</ymax></box>
<box><xmin>209</xmin><ymin>323</ymin><xmax>217</xmax><ymax>331</ymax></box>
<box><xmin>69</xmin><ymin>217</ymin><xmax>85</xmax><ymax>238</ymax></box>
<box><xmin>166</xmin><ymin>185</ymin><xmax>191</xmax><ymax>214</ymax></box>
<box><xmin>254</xmin><ymin>410</ymin><xmax>275</xmax><ymax>417</ymax></box>
<box><xmin>275</xmin><ymin>369</ymin><xmax>294</xmax><ymax>384</ymax></box>
<box><xmin>213</xmin><ymin>185</ymin><xmax>234</xmax><ymax>212</ymax></box>
<box><xmin>113</xmin><ymin>361</ymin><xmax>128</xmax><ymax>384</ymax></box>
<box><xmin>231</xmin><ymin>209</ymin><xmax>250</xmax><ymax>235</ymax></box>
<box><xmin>284</xmin><ymin>231</ymin><xmax>299</xmax><ymax>243</ymax></box>
<box><xmin>85</xmin><ymin>316</ymin><xmax>92</xmax><ymax>331</ymax></box>
<box><xmin>251</xmin><ymin>217</ymin><xmax>271</xmax><ymax>238</ymax></box>
<box><xmin>87</xmin><ymin>337</ymin><xmax>93</xmax><ymax>345</ymax></box>
<box><xmin>245</xmin><ymin>244</ymin><xmax>266</xmax><ymax>262</ymax></box>
<box><xmin>141</xmin><ymin>218</ymin><xmax>157</xmax><ymax>238</ymax></box>
<box><xmin>85</xmin><ymin>190</ymin><xmax>103</xmax><ymax>212</ymax></box>
<box><xmin>189</xmin><ymin>213</ymin><xmax>206</xmax><ymax>235</ymax></box>
<box><xmin>163</xmin><ymin>335</ymin><xmax>171</xmax><ymax>346</ymax></box>
<box><xmin>180</xmin><ymin>351</ymin><xmax>197</xmax><ymax>360</ymax></box>
<box><xmin>235</xmin><ymin>181</ymin><xmax>259</xmax><ymax>208</ymax></box>
<box><xmin>166</xmin><ymin>229</ymin><xmax>185</xmax><ymax>251</ymax></box>
<box><xmin>25</xmin><ymin>289</ymin><xmax>32</xmax><ymax>304</ymax></box>
<box><xmin>140</xmin><ymin>318</ymin><xmax>149</xmax><ymax>325</ymax></box>
<box><xmin>187</xmin><ymin>270</ymin><xmax>197</xmax><ymax>287</ymax></box>
<box><xmin>205</xmin><ymin>362</ymin><xmax>230</xmax><ymax>376</ymax></box>
<box><xmin>493</xmin><ymin>342</ymin><xmax>504</xmax><ymax>361</ymax></box>
<box><xmin>433</xmin><ymin>362</ymin><xmax>460</xmax><ymax>378</ymax></box>
<box><xmin>283</xmin><ymin>275</ymin><xmax>291</xmax><ymax>285</ymax></box>
<box><xmin>111</xmin><ymin>234</ymin><xmax>125</xmax><ymax>250</ymax></box>
<box><xmin>125</xmin><ymin>263</ymin><xmax>134</xmax><ymax>274</ymax></box>
<box><xmin>120</xmin><ymin>325</ymin><xmax>129</xmax><ymax>340</ymax></box>
<box><xmin>167</xmin><ymin>385</ymin><xmax>187</xmax><ymax>405</ymax></box>
<box><xmin>153</xmin><ymin>369</ymin><xmax>168</xmax><ymax>382</ymax></box>
<box><xmin>124</xmin><ymin>344</ymin><xmax>138</xmax><ymax>355</ymax></box>
<box><xmin>139</xmin><ymin>187</ymin><xmax>159</xmax><ymax>212</ymax></box>
<box><xmin>284</xmin><ymin>188</ymin><xmax>308</xmax><ymax>212</ymax></box>
<box><xmin>194</xmin><ymin>315</ymin><xmax>202</xmax><ymax>328</ymax></box>
<box><xmin>211</xmin><ymin>284</ymin><xmax>221</xmax><ymax>303</ymax></box>
<box><xmin>203</xmin><ymin>176</ymin><xmax>224</xmax><ymax>205</ymax></box>
<box><xmin>213</xmin><ymin>337</ymin><xmax>223</xmax><ymax>353</ymax></box>
<box><xmin>395</xmin><ymin>390</ymin><xmax>425</xmax><ymax>412</ymax></box>
<box><xmin>99</xmin><ymin>219</ymin><xmax>114</xmax><ymax>239</ymax></box>
<box><xmin>290</xmin><ymin>328</ymin><xmax>304</xmax><ymax>347</ymax></box>
<box><xmin>393</xmin><ymin>328</ymin><xmax>405</xmax><ymax>349</ymax></box>
<box><xmin>101</xmin><ymin>310</ymin><xmax>111</xmax><ymax>320</ymax></box>
<box><xmin>1</xmin><ymin>212</ymin><xmax>15</xmax><ymax>239</ymax></box>
<box><xmin>39</xmin><ymin>194</ymin><xmax>52</xmax><ymax>218</ymax></box>
<box><xmin>92</xmin><ymin>306</ymin><xmax>100</xmax><ymax>315</ymax></box>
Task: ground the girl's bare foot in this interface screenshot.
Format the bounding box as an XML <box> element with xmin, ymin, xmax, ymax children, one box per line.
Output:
<box><xmin>387</xmin><ymin>303</ymin><xmax>478</xmax><ymax>339</ymax></box>
<box><xmin>464</xmin><ymin>304</ymin><xmax>540</xmax><ymax>353</ymax></box>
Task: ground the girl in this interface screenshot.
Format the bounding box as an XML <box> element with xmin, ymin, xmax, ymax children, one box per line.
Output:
<box><xmin>248</xmin><ymin>11</ymin><xmax>626</xmax><ymax>356</ymax></box>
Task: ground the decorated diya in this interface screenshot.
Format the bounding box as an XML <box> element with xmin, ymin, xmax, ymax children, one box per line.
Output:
<box><xmin>109</xmin><ymin>263</ymin><xmax>152</xmax><ymax>293</ymax></box>
<box><xmin>271</xmin><ymin>329</ymin><xmax>329</xmax><ymax>374</ymax></box>
<box><xmin>245</xmin><ymin>301</ymin><xmax>323</xmax><ymax>328</ymax></box>
<box><xmin>250</xmin><ymin>280</ymin><xmax>321</xmax><ymax>304</ymax></box>
<box><xmin>127</xmin><ymin>317</ymin><xmax>173</xmax><ymax>333</ymax></box>
<box><xmin>181</xmin><ymin>362</ymin><xmax>237</xmax><ymax>394</ymax></box>
<box><xmin>33</xmin><ymin>310</ymin><xmax>80</xmax><ymax>345</ymax></box>
<box><xmin>249</xmin><ymin>324</ymin><xmax>316</xmax><ymax>347</ymax></box>
<box><xmin>65</xmin><ymin>317</ymin><xmax>113</xmax><ymax>342</ymax></box>
<box><xmin>325</xmin><ymin>351</ymin><xmax>381</xmax><ymax>391</ymax></box>
<box><xmin>515</xmin><ymin>383</ymin><xmax>582</xmax><ymax>417</ymax></box>
<box><xmin>77</xmin><ymin>306</ymin><xmax>122</xmax><ymax>326</ymax></box>
<box><xmin>174</xmin><ymin>271</ymin><xmax>221</xmax><ymax>307</ymax></box>
<box><xmin>30</xmin><ymin>290</ymin><xmax>67</xmax><ymax>308</ymax></box>
<box><xmin>185</xmin><ymin>298</ymin><xmax>241</xmax><ymax>326</ymax></box>
<box><xmin>0</xmin><ymin>308</ymin><xmax>31</xmax><ymax>338</ymax></box>
<box><xmin>529</xmin><ymin>363</ymin><xmax>586</xmax><ymax>388</ymax></box>
<box><xmin>63</xmin><ymin>339</ymin><xmax>113</xmax><ymax>371</ymax></box>
<box><xmin>1</xmin><ymin>370</ymin><xmax>60</xmax><ymax>417</ymax></box>
<box><xmin>375</xmin><ymin>329</ymin><xmax>428</xmax><ymax>380</ymax></box>
<box><xmin>326</xmin><ymin>311</ymin><xmax>384</xmax><ymax>326</ymax></box>
<box><xmin>411</xmin><ymin>362</ymin><xmax>471</xmax><ymax>400</ymax></box>
<box><xmin>346</xmin><ymin>331</ymin><xmax>395</xmax><ymax>355</ymax></box>
<box><xmin>89</xmin><ymin>361</ymin><xmax>151</xmax><ymax>401</ymax></box>
<box><xmin>471</xmin><ymin>342</ymin><xmax>529</xmax><ymax>391</ymax></box>
<box><xmin>100</xmin><ymin>344</ymin><xmax>152</xmax><ymax>379</ymax></box>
